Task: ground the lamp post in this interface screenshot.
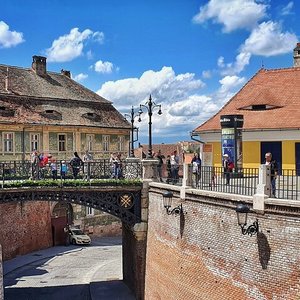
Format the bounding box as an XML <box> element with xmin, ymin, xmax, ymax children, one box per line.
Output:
<box><xmin>235</xmin><ymin>203</ymin><xmax>259</xmax><ymax>236</ymax></box>
<box><xmin>162</xmin><ymin>191</ymin><xmax>183</xmax><ymax>216</ymax></box>
<box><xmin>138</xmin><ymin>95</ymin><xmax>162</xmax><ymax>159</ymax></box>
<box><xmin>124</xmin><ymin>106</ymin><xmax>141</xmax><ymax>158</ymax></box>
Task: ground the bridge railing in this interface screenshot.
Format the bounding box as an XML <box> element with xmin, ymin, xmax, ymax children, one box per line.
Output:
<box><xmin>163</xmin><ymin>164</ymin><xmax>300</xmax><ymax>200</ymax></box>
<box><xmin>0</xmin><ymin>159</ymin><xmax>142</xmax><ymax>187</ymax></box>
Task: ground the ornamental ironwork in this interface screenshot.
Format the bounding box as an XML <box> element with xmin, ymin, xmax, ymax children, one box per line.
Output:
<box><xmin>0</xmin><ymin>187</ymin><xmax>142</xmax><ymax>226</ymax></box>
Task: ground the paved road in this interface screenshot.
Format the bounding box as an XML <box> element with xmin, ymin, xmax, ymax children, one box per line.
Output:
<box><xmin>3</xmin><ymin>236</ymin><xmax>135</xmax><ymax>300</ymax></box>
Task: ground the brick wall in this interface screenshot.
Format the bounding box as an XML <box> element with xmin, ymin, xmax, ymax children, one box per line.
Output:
<box><xmin>145</xmin><ymin>187</ymin><xmax>300</xmax><ymax>300</ymax></box>
<box><xmin>0</xmin><ymin>202</ymin><xmax>52</xmax><ymax>260</ymax></box>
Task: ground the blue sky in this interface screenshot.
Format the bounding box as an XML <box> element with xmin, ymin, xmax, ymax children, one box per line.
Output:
<box><xmin>1</xmin><ymin>0</ymin><xmax>299</xmax><ymax>144</ymax></box>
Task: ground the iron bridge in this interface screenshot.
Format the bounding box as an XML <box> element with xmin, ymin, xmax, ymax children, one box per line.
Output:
<box><xmin>0</xmin><ymin>186</ymin><xmax>142</xmax><ymax>225</ymax></box>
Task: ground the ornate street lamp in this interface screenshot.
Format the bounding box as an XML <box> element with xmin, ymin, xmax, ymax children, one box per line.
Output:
<box><xmin>124</xmin><ymin>106</ymin><xmax>141</xmax><ymax>158</ymax></box>
<box><xmin>162</xmin><ymin>191</ymin><xmax>183</xmax><ymax>216</ymax></box>
<box><xmin>235</xmin><ymin>203</ymin><xmax>259</xmax><ymax>236</ymax></box>
<box><xmin>138</xmin><ymin>95</ymin><xmax>162</xmax><ymax>159</ymax></box>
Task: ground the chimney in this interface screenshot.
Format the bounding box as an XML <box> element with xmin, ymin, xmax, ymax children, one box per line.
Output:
<box><xmin>32</xmin><ymin>55</ymin><xmax>47</xmax><ymax>76</ymax></box>
<box><xmin>293</xmin><ymin>43</ymin><xmax>300</xmax><ymax>67</ymax></box>
<box><xmin>60</xmin><ymin>69</ymin><xmax>71</xmax><ymax>78</ymax></box>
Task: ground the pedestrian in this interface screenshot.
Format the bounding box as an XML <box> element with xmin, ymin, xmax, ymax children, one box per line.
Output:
<box><xmin>60</xmin><ymin>160</ymin><xmax>68</xmax><ymax>179</ymax></box>
<box><xmin>264</xmin><ymin>152</ymin><xmax>278</xmax><ymax>197</ymax></box>
<box><xmin>83</xmin><ymin>150</ymin><xmax>93</xmax><ymax>180</ymax></box>
<box><xmin>69</xmin><ymin>152</ymin><xmax>83</xmax><ymax>179</ymax></box>
<box><xmin>30</xmin><ymin>150</ymin><xmax>40</xmax><ymax>180</ymax></box>
<box><xmin>50</xmin><ymin>159</ymin><xmax>58</xmax><ymax>180</ymax></box>
<box><xmin>191</xmin><ymin>153</ymin><xmax>201</xmax><ymax>187</ymax></box>
<box><xmin>156</xmin><ymin>150</ymin><xmax>165</xmax><ymax>182</ymax></box>
<box><xmin>166</xmin><ymin>155</ymin><xmax>172</xmax><ymax>184</ymax></box>
<box><xmin>223</xmin><ymin>154</ymin><xmax>234</xmax><ymax>185</ymax></box>
<box><xmin>170</xmin><ymin>150</ymin><xmax>180</xmax><ymax>184</ymax></box>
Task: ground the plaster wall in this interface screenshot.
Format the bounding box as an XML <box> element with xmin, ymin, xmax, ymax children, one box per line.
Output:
<box><xmin>145</xmin><ymin>184</ymin><xmax>300</xmax><ymax>300</ymax></box>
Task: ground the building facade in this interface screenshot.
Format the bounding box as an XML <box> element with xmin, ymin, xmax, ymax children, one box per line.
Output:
<box><xmin>192</xmin><ymin>43</ymin><xmax>300</xmax><ymax>172</ymax></box>
<box><xmin>0</xmin><ymin>55</ymin><xmax>130</xmax><ymax>161</ymax></box>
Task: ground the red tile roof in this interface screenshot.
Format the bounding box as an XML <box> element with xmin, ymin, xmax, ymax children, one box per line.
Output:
<box><xmin>194</xmin><ymin>67</ymin><xmax>300</xmax><ymax>132</ymax></box>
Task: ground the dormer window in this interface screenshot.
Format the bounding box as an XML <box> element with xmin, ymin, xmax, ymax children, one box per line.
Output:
<box><xmin>239</xmin><ymin>104</ymin><xmax>280</xmax><ymax>111</ymax></box>
<box><xmin>41</xmin><ymin>109</ymin><xmax>62</xmax><ymax>120</ymax></box>
<box><xmin>82</xmin><ymin>112</ymin><xmax>101</xmax><ymax>122</ymax></box>
<box><xmin>0</xmin><ymin>106</ymin><xmax>15</xmax><ymax>117</ymax></box>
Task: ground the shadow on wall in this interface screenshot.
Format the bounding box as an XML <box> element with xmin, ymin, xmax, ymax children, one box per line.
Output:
<box><xmin>257</xmin><ymin>232</ymin><xmax>271</xmax><ymax>269</ymax></box>
<box><xmin>180</xmin><ymin>211</ymin><xmax>185</xmax><ymax>239</ymax></box>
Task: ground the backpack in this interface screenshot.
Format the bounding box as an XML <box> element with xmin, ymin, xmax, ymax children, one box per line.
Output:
<box><xmin>228</xmin><ymin>161</ymin><xmax>234</xmax><ymax>171</ymax></box>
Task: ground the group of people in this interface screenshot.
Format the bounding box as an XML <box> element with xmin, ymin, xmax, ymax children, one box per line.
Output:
<box><xmin>30</xmin><ymin>150</ymin><xmax>93</xmax><ymax>180</ymax></box>
<box><xmin>154</xmin><ymin>150</ymin><xmax>180</xmax><ymax>184</ymax></box>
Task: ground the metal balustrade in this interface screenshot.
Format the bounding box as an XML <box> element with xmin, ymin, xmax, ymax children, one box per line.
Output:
<box><xmin>0</xmin><ymin>159</ymin><xmax>299</xmax><ymax>200</ymax></box>
<box><xmin>0</xmin><ymin>159</ymin><xmax>142</xmax><ymax>188</ymax></box>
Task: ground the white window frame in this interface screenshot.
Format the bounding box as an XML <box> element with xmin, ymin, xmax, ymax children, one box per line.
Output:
<box><xmin>30</xmin><ymin>133</ymin><xmax>40</xmax><ymax>152</ymax></box>
<box><xmin>86</xmin><ymin>206</ymin><xmax>94</xmax><ymax>216</ymax></box>
<box><xmin>86</xmin><ymin>134</ymin><xmax>94</xmax><ymax>152</ymax></box>
<box><xmin>58</xmin><ymin>134</ymin><xmax>67</xmax><ymax>152</ymax></box>
<box><xmin>3</xmin><ymin>132</ymin><xmax>14</xmax><ymax>153</ymax></box>
<box><xmin>118</xmin><ymin>136</ymin><xmax>125</xmax><ymax>152</ymax></box>
<box><xmin>103</xmin><ymin>135</ymin><xmax>110</xmax><ymax>152</ymax></box>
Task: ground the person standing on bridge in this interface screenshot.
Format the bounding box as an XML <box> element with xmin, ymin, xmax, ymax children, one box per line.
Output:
<box><xmin>83</xmin><ymin>150</ymin><xmax>93</xmax><ymax>180</ymax></box>
<box><xmin>70</xmin><ymin>152</ymin><xmax>83</xmax><ymax>179</ymax></box>
<box><xmin>264</xmin><ymin>152</ymin><xmax>278</xmax><ymax>198</ymax></box>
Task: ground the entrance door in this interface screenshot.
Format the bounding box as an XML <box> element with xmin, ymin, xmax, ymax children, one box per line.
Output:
<box><xmin>261</xmin><ymin>142</ymin><xmax>282</xmax><ymax>173</ymax></box>
<box><xmin>296</xmin><ymin>143</ymin><xmax>300</xmax><ymax>175</ymax></box>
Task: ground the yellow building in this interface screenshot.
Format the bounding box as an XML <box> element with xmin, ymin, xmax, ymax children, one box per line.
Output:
<box><xmin>192</xmin><ymin>43</ymin><xmax>300</xmax><ymax>173</ymax></box>
<box><xmin>0</xmin><ymin>55</ymin><xmax>130</xmax><ymax>161</ymax></box>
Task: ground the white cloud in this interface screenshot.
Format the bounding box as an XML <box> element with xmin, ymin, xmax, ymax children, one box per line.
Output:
<box><xmin>94</xmin><ymin>60</ymin><xmax>114</xmax><ymax>73</ymax></box>
<box><xmin>97</xmin><ymin>66</ymin><xmax>210</xmax><ymax>140</ymax></box>
<box><xmin>72</xmin><ymin>73</ymin><xmax>88</xmax><ymax>82</ymax></box>
<box><xmin>86</xmin><ymin>50</ymin><xmax>93</xmax><ymax>60</ymax></box>
<box><xmin>193</xmin><ymin>0</ymin><xmax>267</xmax><ymax>33</ymax></box>
<box><xmin>0</xmin><ymin>21</ymin><xmax>24</xmax><ymax>48</ymax></box>
<box><xmin>213</xmin><ymin>75</ymin><xmax>246</xmax><ymax>106</ymax></box>
<box><xmin>241</xmin><ymin>21</ymin><xmax>298</xmax><ymax>56</ymax></box>
<box><xmin>97</xmin><ymin>66</ymin><xmax>205</xmax><ymax>109</ymax></box>
<box><xmin>45</xmin><ymin>28</ymin><xmax>104</xmax><ymax>62</ymax></box>
<box><xmin>281</xmin><ymin>2</ymin><xmax>294</xmax><ymax>16</ymax></box>
<box><xmin>92</xmin><ymin>31</ymin><xmax>105</xmax><ymax>44</ymax></box>
<box><xmin>202</xmin><ymin>70</ymin><xmax>212</xmax><ymax>79</ymax></box>
<box><xmin>218</xmin><ymin>21</ymin><xmax>297</xmax><ymax>76</ymax></box>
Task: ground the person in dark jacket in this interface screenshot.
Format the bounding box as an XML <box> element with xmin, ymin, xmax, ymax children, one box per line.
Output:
<box><xmin>265</xmin><ymin>152</ymin><xmax>278</xmax><ymax>197</ymax></box>
<box><xmin>69</xmin><ymin>152</ymin><xmax>83</xmax><ymax>179</ymax></box>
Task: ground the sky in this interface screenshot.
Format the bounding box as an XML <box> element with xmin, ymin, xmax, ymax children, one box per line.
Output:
<box><xmin>0</xmin><ymin>0</ymin><xmax>299</xmax><ymax>145</ymax></box>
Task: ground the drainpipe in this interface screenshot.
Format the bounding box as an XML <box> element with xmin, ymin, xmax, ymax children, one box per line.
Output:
<box><xmin>190</xmin><ymin>131</ymin><xmax>205</xmax><ymax>144</ymax></box>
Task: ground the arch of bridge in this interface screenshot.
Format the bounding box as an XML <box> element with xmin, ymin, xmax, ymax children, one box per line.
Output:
<box><xmin>0</xmin><ymin>186</ymin><xmax>142</xmax><ymax>225</ymax></box>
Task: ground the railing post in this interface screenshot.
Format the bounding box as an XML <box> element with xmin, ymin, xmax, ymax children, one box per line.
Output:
<box><xmin>180</xmin><ymin>163</ymin><xmax>192</xmax><ymax>199</ymax></box>
<box><xmin>142</xmin><ymin>158</ymin><xmax>159</xmax><ymax>181</ymax></box>
<box><xmin>253</xmin><ymin>164</ymin><xmax>271</xmax><ymax>213</ymax></box>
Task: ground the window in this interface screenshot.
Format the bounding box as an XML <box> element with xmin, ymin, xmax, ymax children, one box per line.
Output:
<box><xmin>86</xmin><ymin>134</ymin><xmax>94</xmax><ymax>151</ymax></box>
<box><xmin>30</xmin><ymin>134</ymin><xmax>39</xmax><ymax>151</ymax></box>
<box><xmin>58</xmin><ymin>134</ymin><xmax>66</xmax><ymax>152</ymax></box>
<box><xmin>86</xmin><ymin>207</ymin><xmax>94</xmax><ymax>216</ymax></box>
<box><xmin>3</xmin><ymin>132</ymin><xmax>13</xmax><ymax>152</ymax></box>
<box><xmin>118</xmin><ymin>136</ymin><xmax>125</xmax><ymax>152</ymax></box>
<box><xmin>103</xmin><ymin>135</ymin><xmax>110</xmax><ymax>152</ymax></box>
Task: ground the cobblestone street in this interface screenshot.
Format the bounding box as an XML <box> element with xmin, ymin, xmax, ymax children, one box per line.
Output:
<box><xmin>3</xmin><ymin>236</ymin><xmax>135</xmax><ymax>300</ymax></box>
